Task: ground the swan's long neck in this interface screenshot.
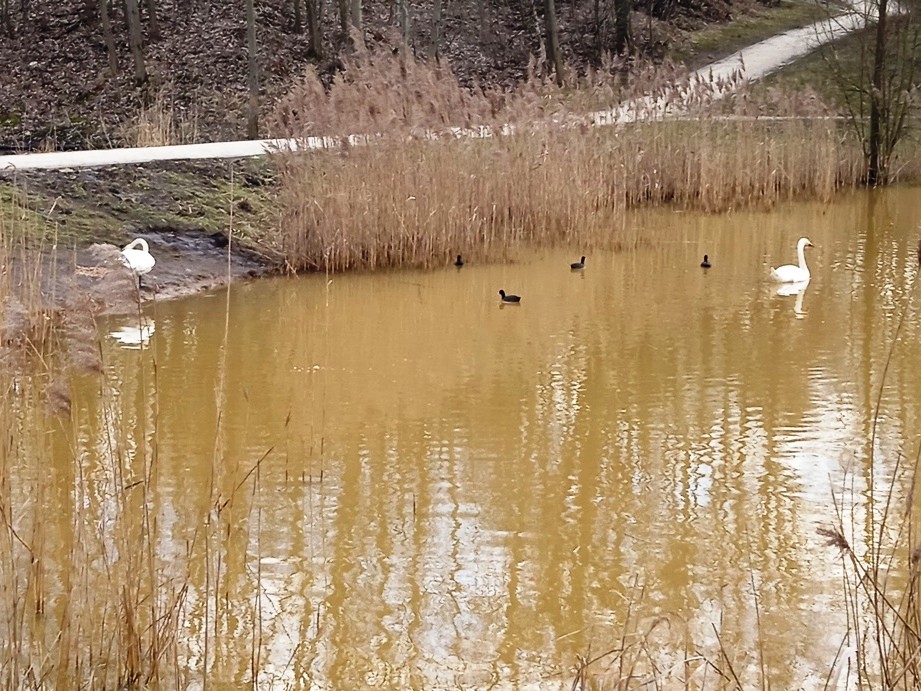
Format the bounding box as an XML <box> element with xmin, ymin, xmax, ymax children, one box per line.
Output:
<box><xmin>797</xmin><ymin>243</ymin><xmax>809</xmax><ymax>272</ymax></box>
<box><xmin>127</xmin><ymin>239</ymin><xmax>149</xmax><ymax>252</ymax></box>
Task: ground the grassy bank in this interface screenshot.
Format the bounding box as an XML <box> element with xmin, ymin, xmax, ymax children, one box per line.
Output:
<box><xmin>0</xmin><ymin>160</ymin><xmax>277</xmax><ymax>249</ymax></box>
<box><xmin>754</xmin><ymin>14</ymin><xmax>921</xmax><ymax>111</ymax></box>
<box><xmin>667</xmin><ymin>0</ymin><xmax>836</xmax><ymax>68</ymax></box>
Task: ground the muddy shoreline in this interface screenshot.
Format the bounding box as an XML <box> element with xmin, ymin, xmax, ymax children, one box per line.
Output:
<box><xmin>74</xmin><ymin>230</ymin><xmax>274</xmax><ymax>308</ymax></box>
<box><xmin>1</xmin><ymin>158</ymin><xmax>282</xmax><ymax>314</ymax></box>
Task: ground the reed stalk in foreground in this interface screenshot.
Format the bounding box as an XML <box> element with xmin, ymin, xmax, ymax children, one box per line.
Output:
<box><xmin>567</xmin><ymin>578</ymin><xmax>753</xmax><ymax>690</ymax></box>
<box><xmin>0</xmin><ymin>167</ymin><xmax>278</xmax><ymax>688</ymax></box>
<box><xmin>816</xmin><ymin>237</ymin><xmax>921</xmax><ymax>690</ymax></box>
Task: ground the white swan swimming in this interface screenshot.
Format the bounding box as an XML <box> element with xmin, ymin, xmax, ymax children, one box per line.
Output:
<box><xmin>770</xmin><ymin>237</ymin><xmax>813</xmax><ymax>283</ymax></box>
<box><xmin>120</xmin><ymin>238</ymin><xmax>155</xmax><ymax>277</ymax></box>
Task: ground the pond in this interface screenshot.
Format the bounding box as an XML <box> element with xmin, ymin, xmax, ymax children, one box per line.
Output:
<box><xmin>22</xmin><ymin>187</ymin><xmax>921</xmax><ymax>688</ymax></box>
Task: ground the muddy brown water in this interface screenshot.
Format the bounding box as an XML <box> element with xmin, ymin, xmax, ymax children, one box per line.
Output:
<box><xmin>30</xmin><ymin>187</ymin><xmax>921</xmax><ymax>687</ymax></box>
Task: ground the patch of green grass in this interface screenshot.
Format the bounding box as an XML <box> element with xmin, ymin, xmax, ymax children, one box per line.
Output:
<box><xmin>0</xmin><ymin>182</ymin><xmax>88</xmax><ymax>244</ymax></box>
<box><xmin>0</xmin><ymin>111</ymin><xmax>22</xmax><ymax>127</ymax></box>
<box><xmin>754</xmin><ymin>15</ymin><xmax>921</xmax><ymax>112</ymax></box>
<box><xmin>155</xmin><ymin>162</ymin><xmax>278</xmax><ymax>245</ymax></box>
<box><xmin>671</xmin><ymin>0</ymin><xmax>839</xmax><ymax>68</ymax></box>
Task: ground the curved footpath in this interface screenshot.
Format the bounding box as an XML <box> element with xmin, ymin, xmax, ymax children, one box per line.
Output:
<box><xmin>0</xmin><ymin>4</ymin><xmax>870</xmax><ymax>172</ymax></box>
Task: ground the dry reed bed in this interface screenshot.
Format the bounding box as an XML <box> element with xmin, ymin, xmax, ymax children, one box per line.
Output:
<box><xmin>273</xmin><ymin>118</ymin><xmax>876</xmax><ymax>272</ymax></box>
<box><xmin>269</xmin><ymin>44</ymin><xmax>918</xmax><ymax>273</ymax></box>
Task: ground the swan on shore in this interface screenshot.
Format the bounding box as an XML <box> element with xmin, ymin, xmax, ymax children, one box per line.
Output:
<box><xmin>120</xmin><ymin>238</ymin><xmax>155</xmax><ymax>278</ymax></box>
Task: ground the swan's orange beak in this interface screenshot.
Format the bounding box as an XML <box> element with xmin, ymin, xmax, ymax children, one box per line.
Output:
<box><xmin>807</xmin><ymin>242</ymin><xmax>815</xmax><ymax>247</ymax></box>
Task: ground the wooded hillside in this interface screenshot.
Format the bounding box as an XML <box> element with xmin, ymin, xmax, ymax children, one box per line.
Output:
<box><xmin>0</xmin><ymin>0</ymin><xmax>778</xmax><ymax>150</ymax></box>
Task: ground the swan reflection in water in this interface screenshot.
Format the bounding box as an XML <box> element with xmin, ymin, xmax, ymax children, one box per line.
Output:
<box><xmin>109</xmin><ymin>319</ymin><xmax>156</xmax><ymax>349</ymax></box>
<box><xmin>772</xmin><ymin>279</ymin><xmax>810</xmax><ymax>318</ymax></box>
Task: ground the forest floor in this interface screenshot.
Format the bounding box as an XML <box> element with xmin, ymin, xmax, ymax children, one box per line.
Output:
<box><xmin>0</xmin><ymin>0</ymin><xmax>823</xmax><ymax>151</ymax></box>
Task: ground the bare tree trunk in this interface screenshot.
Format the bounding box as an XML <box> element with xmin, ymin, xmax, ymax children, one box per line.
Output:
<box><xmin>100</xmin><ymin>0</ymin><xmax>119</xmax><ymax>74</ymax></box>
<box><xmin>543</xmin><ymin>0</ymin><xmax>563</xmax><ymax>85</ymax></box>
<box><xmin>144</xmin><ymin>0</ymin><xmax>160</xmax><ymax>40</ymax></box>
<box><xmin>868</xmin><ymin>0</ymin><xmax>887</xmax><ymax>186</ymax></box>
<box><xmin>399</xmin><ymin>0</ymin><xmax>411</xmax><ymax>44</ymax></box>
<box><xmin>337</xmin><ymin>0</ymin><xmax>349</xmax><ymax>36</ymax></box>
<box><xmin>124</xmin><ymin>0</ymin><xmax>148</xmax><ymax>85</ymax></box>
<box><xmin>246</xmin><ymin>0</ymin><xmax>259</xmax><ymax>139</ymax></box>
<box><xmin>1</xmin><ymin>0</ymin><xmax>11</xmax><ymax>35</ymax></box>
<box><xmin>293</xmin><ymin>0</ymin><xmax>302</xmax><ymax>32</ymax></box>
<box><xmin>431</xmin><ymin>0</ymin><xmax>441</xmax><ymax>58</ymax></box>
<box><xmin>349</xmin><ymin>0</ymin><xmax>361</xmax><ymax>35</ymax></box>
<box><xmin>613</xmin><ymin>0</ymin><xmax>631</xmax><ymax>54</ymax></box>
<box><xmin>477</xmin><ymin>0</ymin><xmax>487</xmax><ymax>45</ymax></box>
<box><xmin>592</xmin><ymin>0</ymin><xmax>601</xmax><ymax>56</ymax></box>
<box><xmin>81</xmin><ymin>0</ymin><xmax>97</xmax><ymax>22</ymax></box>
<box><xmin>306</xmin><ymin>0</ymin><xmax>323</xmax><ymax>56</ymax></box>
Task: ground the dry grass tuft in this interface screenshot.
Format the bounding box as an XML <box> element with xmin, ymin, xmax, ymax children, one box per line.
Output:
<box><xmin>44</xmin><ymin>377</ymin><xmax>71</xmax><ymax>415</ymax></box>
<box><xmin>817</xmin><ymin>526</ymin><xmax>851</xmax><ymax>553</ymax></box>
<box><xmin>571</xmin><ymin>580</ymin><xmax>744</xmax><ymax>690</ymax></box>
<box><xmin>120</xmin><ymin>86</ymin><xmax>201</xmax><ymax>147</ymax></box>
<box><xmin>273</xmin><ymin>43</ymin><xmax>719</xmax><ymax>141</ymax></box>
